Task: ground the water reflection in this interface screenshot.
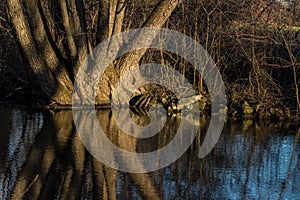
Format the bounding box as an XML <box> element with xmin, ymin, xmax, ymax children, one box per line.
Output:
<box><xmin>0</xmin><ymin>107</ymin><xmax>299</xmax><ymax>199</ymax></box>
<box><xmin>208</xmin><ymin>122</ymin><xmax>300</xmax><ymax>200</ymax></box>
<box><xmin>0</xmin><ymin>108</ymin><xmax>43</xmax><ymax>200</ymax></box>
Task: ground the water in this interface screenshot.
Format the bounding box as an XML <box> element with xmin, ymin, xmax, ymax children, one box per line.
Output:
<box><xmin>0</xmin><ymin>106</ymin><xmax>299</xmax><ymax>199</ymax></box>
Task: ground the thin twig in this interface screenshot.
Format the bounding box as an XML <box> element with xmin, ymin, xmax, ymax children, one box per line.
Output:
<box><xmin>4</xmin><ymin>87</ymin><xmax>23</xmax><ymax>100</ymax></box>
<box><xmin>21</xmin><ymin>174</ymin><xmax>39</xmax><ymax>197</ymax></box>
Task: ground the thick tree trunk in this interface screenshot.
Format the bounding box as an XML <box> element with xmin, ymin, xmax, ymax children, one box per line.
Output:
<box><xmin>8</xmin><ymin>0</ymin><xmax>179</xmax><ymax>106</ymax></box>
<box><xmin>8</xmin><ymin>0</ymin><xmax>73</xmax><ymax>104</ymax></box>
<box><xmin>120</xmin><ymin>0</ymin><xmax>179</xmax><ymax>74</ymax></box>
<box><xmin>96</xmin><ymin>0</ymin><xmax>179</xmax><ymax>105</ymax></box>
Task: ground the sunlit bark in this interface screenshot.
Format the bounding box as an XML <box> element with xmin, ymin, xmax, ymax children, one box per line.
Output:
<box><xmin>8</xmin><ymin>0</ymin><xmax>179</xmax><ymax>105</ymax></box>
<box><xmin>7</xmin><ymin>0</ymin><xmax>72</xmax><ymax>104</ymax></box>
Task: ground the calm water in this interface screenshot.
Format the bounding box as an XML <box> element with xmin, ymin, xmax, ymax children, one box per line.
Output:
<box><xmin>0</xmin><ymin>106</ymin><xmax>299</xmax><ymax>200</ymax></box>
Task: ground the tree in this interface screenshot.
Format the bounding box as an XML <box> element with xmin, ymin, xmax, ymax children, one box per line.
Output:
<box><xmin>7</xmin><ymin>0</ymin><xmax>179</xmax><ymax>105</ymax></box>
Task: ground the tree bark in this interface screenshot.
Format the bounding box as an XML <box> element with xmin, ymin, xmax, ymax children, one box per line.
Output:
<box><xmin>97</xmin><ymin>0</ymin><xmax>111</xmax><ymax>43</ymax></box>
<box><xmin>96</xmin><ymin>0</ymin><xmax>179</xmax><ymax>105</ymax></box>
<box><xmin>8</xmin><ymin>0</ymin><xmax>179</xmax><ymax>106</ymax></box>
<box><xmin>67</xmin><ymin>0</ymin><xmax>89</xmax><ymax>76</ymax></box>
<box><xmin>8</xmin><ymin>0</ymin><xmax>73</xmax><ymax>104</ymax></box>
<box><xmin>120</xmin><ymin>0</ymin><xmax>179</xmax><ymax>74</ymax></box>
<box><xmin>59</xmin><ymin>0</ymin><xmax>77</xmax><ymax>60</ymax></box>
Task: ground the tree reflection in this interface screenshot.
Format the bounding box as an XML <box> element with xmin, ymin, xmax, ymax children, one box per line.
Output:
<box><xmin>0</xmin><ymin>108</ymin><xmax>299</xmax><ymax>199</ymax></box>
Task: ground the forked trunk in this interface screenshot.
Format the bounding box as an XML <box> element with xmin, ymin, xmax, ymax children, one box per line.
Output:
<box><xmin>8</xmin><ymin>0</ymin><xmax>179</xmax><ymax>106</ymax></box>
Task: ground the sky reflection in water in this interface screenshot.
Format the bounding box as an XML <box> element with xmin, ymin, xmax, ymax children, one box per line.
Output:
<box><xmin>0</xmin><ymin>107</ymin><xmax>299</xmax><ymax>199</ymax></box>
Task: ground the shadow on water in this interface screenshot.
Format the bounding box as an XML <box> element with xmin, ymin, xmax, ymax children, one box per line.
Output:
<box><xmin>0</xmin><ymin>106</ymin><xmax>299</xmax><ymax>199</ymax></box>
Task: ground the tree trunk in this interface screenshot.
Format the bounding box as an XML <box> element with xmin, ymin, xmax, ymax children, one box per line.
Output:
<box><xmin>8</xmin><ymin>0</ymin><xmax>73</xmax><ymax>104</ymax></box>
<box><xmin>8</xmin><ymin>0</ymin><xmax>179</xmax><ymax>106</ymax></box>
<box><xmin>96</xmin><ymin>0</ymin><xmax>179</xmax><ymax>105</ymax></box>
<box><xmin>59</xmin><ymin>0</ymin><xmax>77</xmax><ymax>60</ymax></box>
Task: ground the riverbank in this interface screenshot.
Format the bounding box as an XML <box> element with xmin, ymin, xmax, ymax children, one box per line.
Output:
<box><xmin>1</xmin><ymin>89</ymin><xmax>298</xmax><ymax>123</ymax></box>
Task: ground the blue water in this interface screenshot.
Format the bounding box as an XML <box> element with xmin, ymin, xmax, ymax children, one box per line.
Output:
<box><xmin>0</xmin><ymin>107</ymin><xmax>299</xmax><ymax>199</ymax></box>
